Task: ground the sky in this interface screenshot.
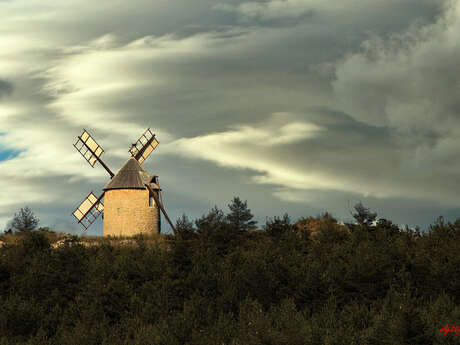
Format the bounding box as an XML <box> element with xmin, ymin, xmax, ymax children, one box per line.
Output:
<box><xmin>1</xmin><ymin>0</ymin><xmax>460</xmax><ymax>235</ymax></box>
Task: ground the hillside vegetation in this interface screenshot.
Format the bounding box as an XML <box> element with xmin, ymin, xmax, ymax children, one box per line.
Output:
<box><xmin>1</xmin><ymin>201</ymin><xmax>460</xmax><ymax>344</ymax></box>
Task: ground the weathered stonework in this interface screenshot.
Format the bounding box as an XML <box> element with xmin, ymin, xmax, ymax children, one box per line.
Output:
<box><xmin>104</xmin><ymin>189</ymin><xmax>160</xmax><ymax>237</ymax></box>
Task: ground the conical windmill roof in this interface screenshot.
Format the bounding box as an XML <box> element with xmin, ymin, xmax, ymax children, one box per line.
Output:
<box><xmin>103</xmin><ymin>157</ymin><xmax>159</xmax><ymax>190</ymax></box>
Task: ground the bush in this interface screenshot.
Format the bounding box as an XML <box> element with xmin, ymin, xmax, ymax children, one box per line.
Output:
<box><xmin>0</xmin><ymin>211</ymin><xmax>459</xmax><ymax>344</ymax></box>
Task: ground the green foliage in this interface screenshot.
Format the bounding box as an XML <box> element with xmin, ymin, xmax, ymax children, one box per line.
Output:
<box><xmin>264</xmin><ymin>213</ymin><xmax>293</xmax><ymax>237</ymax></box>
<box><xmin>351</xmin><ymin>201</ymin><xmax>377</xmax><ymax>227</ymax></box>
<box><xmin>226</xmin><ymin>196</ymin><xmax>257</xmax><ymax>232</ymax></box>
<box><xmin>10</xmin><ymin>206</ymin><xmax>39</xmax><ymax>232</ymax></box>
<box><xmin>175</xmin><ymin>214</ymin><xmax>194</xmax><ymax>235</ymax></box>
<box><xmin>195</xmin><ymin>206</ymin><xmax>226</xmax><ymax>230</ymax></box>
<box><xmin>1</xmin><ymin>206</ymin><xmax>460</xmax><ymax>344</ymax></box>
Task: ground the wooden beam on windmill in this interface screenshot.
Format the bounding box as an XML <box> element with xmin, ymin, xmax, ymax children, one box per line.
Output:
<box><xmin>74</xmin><ymin>129</ymin><xmax>114</xmax><ymax>178</ymax></box>
<box><xmin>129</xmin><ymin>128</ymin><xmax>160</xmax><ymax>164</ymax></box>
<box><xmin>145</xmin><ymin>183</ymin><xmax>175</xmax><ymax>232</ymax></box>
<box><xmin>72</xmin><ymin>191</ymin><xmax>105</xmax><ymax>230</ymax></box>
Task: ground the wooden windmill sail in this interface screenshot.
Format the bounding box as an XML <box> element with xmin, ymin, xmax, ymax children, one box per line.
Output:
<box><xmin>72</xmin><ymin>128</ymin><xmax>175</xmax><ymax>235</ymax></box>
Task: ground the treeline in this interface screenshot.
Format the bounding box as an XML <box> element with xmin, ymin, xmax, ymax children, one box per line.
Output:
<box><xmin>1</xmin><ymin>200</ymin><xmax>460</xmax><ymax>344</ymax></box>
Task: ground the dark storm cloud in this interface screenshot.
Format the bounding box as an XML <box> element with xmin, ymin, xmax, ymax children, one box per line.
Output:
<box><xmin>63</xmin><ymin>0</ymin><xmax>448</xmax><ymax>141</ymax></box>
<box><xmin>1</xmin><ymin>0</ymin><xmax>459</xmax><ymax>232</ymax></box>
<box><xmin>332</xmin><ymin>1</ymin><xmax>460</xmax><ymax>183</ymax></box>
<box><xmin>214</xmin><ymin>0</ymin><xmax>446</xmax><ymax>33</ymax></box>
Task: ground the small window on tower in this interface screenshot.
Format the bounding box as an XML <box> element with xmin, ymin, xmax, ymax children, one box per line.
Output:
<box><xmin>149</xmin><ymin>193</ymin><xmax>155</xmax><ymax>207</ymax></box>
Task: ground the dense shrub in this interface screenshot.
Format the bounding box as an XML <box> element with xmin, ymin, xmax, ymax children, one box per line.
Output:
<box><xmin>1</xmin><ymin>211</ymin><xmax>460</xmax><ymax>344</ymax></box>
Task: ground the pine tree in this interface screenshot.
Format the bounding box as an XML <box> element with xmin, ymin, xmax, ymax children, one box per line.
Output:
<box><xmin>264</xmin><ymin>213</ymin><xmax>291</xmax><ymax>237</ymax></box>
<box><xmin>226</xmin><ymin>197</ymin><xmax>257</xmax><ymax>232</ymax></box>
<box><xmin>174</xmin><ymin>214</ymin><xmax>195</xmax><ymax>239</ymax></box>
<box><xmin>175</xmin><ymin>214</ymin><xmax>194</xmax><ymax>233</ymax></box>
<box><xmin>11</xmin><ymin>206</ymin><xmax>39</xmax><ymax>232</ymax></box>
<box><xmin>195</xmin><ymin>206</ymin><xmax>226</xmax><ymax>230</ymax></box>
<box><xmin>352</xmin><ymin>202</ymin><xmax>377</xmax><ymax>227</ymax></box>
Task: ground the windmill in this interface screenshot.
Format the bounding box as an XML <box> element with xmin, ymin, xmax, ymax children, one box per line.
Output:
<box><xmin>72</xmin><ymin>128</ymin><xmax>175</xmax><ymax>236</ymax></box>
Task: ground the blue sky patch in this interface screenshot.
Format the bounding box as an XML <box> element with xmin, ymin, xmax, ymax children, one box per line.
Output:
<box><xmin>0</xmin><ymin>148</ymin><xmax>20</xmax><ymax>161</ymax></box>
<box><xmin>0</xmin><ymin>133</ymin><xmax>21</xmax><ymax>161</ymax></box>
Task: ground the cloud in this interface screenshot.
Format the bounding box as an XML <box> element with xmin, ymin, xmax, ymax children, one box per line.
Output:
<box><xmin>0</xmin><ymin>0</ymin><xmax>456</xmax><ymax>233</ymax></box>
<box><xmin>164</xmin><ymin>102</ymin><xmax>460</xmax><ymax>210</ymax></box>
<box><xmin>332</xmin><ymin>0</ymin><xmax>460</xmax><ymax>173</ymax></box>
<box><xmin>0</xmin><ymin>79</ymin><xmax>12</xmax><ymax>98</ymax></box>
<box><xmin>166</xmin><ymin>112</ymin><xmax>392</xmax><ymax>196</ymax></box>
<box><xmin>214</xmin><ymin>0</ymin><xmax>314</xmax><ymax>24</ymax></box>
<box><xmin>215</xmin><ymin>0</ymin><xmax>446</xmax><ymax>29</ymax></box>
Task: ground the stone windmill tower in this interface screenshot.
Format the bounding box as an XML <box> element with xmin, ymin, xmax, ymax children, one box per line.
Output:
<box><xmin>71</xmin><ymin>128</ymin><xmax>175</xmax><ymax>236</ymax></box>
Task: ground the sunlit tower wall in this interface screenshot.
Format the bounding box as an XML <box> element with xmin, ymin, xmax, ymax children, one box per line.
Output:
<box><xmin>103</xmin><ymin>158</ymin><xmax>161</xmax><ymax>237</ymax></box>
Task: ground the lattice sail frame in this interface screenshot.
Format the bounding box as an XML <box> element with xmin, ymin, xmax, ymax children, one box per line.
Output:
<box><xmin>129</xmin><ymin>128</ymin><xmax>159</xmax><ymax>164</ymax></box>
<box><xmin>74</xmin><ymin>129</ymin><xmax>104</xmax><ymax>167</ymax></box>
<box><xmin>72</xmin><ymin>192</ymin><xmax>104</xmax><ymax>230</ymax></box>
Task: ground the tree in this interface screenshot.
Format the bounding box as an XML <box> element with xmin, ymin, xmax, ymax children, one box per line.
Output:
<box><xmin>226</xmin><ymin>197</ymin><xmax>257</xmax><ymax>232</ymax></box>
<box><xmin>195</xmin><ymin>206</ymin><xmax>226</xmax><ymax>230</ymax></box>
<box><xmin>352</xmin><ymin>202</ymin><xmax>377</xmax><ymax>228</ymax></box>
<box><xmin>195</xmin><ymin>206</ymin><xmax>233</xmax><ymax>255</ymax></box>
<box><xmin>175</xmin><ymin>214</ymin><xmax>194</xmax><ymax>233</ymax></box>
<box><xmin>11</xmin><ymin>206</ymin><xmax>39</xmax><ymax>232</ymax></box>
<box><xmin>174</xmin><ymin>214</ymin><xmax>195</xmax><ymax>239</ymax></box>
<box><xmin>265</xmin><ymin>213</ymin><xmax>292</xmax><ymax>237</ymax></box>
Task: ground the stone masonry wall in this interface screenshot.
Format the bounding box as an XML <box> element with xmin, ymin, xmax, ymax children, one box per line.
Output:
<box><xmin>104</xmin><ymin>189</ymin><xmax>160</xmax><ymax>237</ymax></box>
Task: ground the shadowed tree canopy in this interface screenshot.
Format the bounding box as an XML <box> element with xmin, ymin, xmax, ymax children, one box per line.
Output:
<box><xmin>226</xmin><ymin>196</ymin><xmax>257</xmax><ymax>232</ymax></box>
<box><xmin>195</xmin><ymin>206</ymin><xmax>226</xmax><ymax>231</ymax></box>
<box><xmin>10</xmin><ymin>206</ymin><xmax>39</xmax><ymax>232</ymax></box>
<box><xmin>352</xmin><ymin>202</ymin><xmax>377</xmax><ymax>227</ymax></box>
<box><xmin>264</xmin><ymin>213</ymin><xmax>292</xmax><ymax>237</ymax></box>
<box><xmin>175</xmin><ymin>213</ymin><xmax>194</xmax><ymax>233</ymax></box>
<box><xmin>174</xmin><ymin>213</ymin><xmax>195</xmax><ymax>239</ymax></box>
<box><xmin>1</xmin><ymin>204</ymin><xmax>460</xmax><ymax>344</ymax></box>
